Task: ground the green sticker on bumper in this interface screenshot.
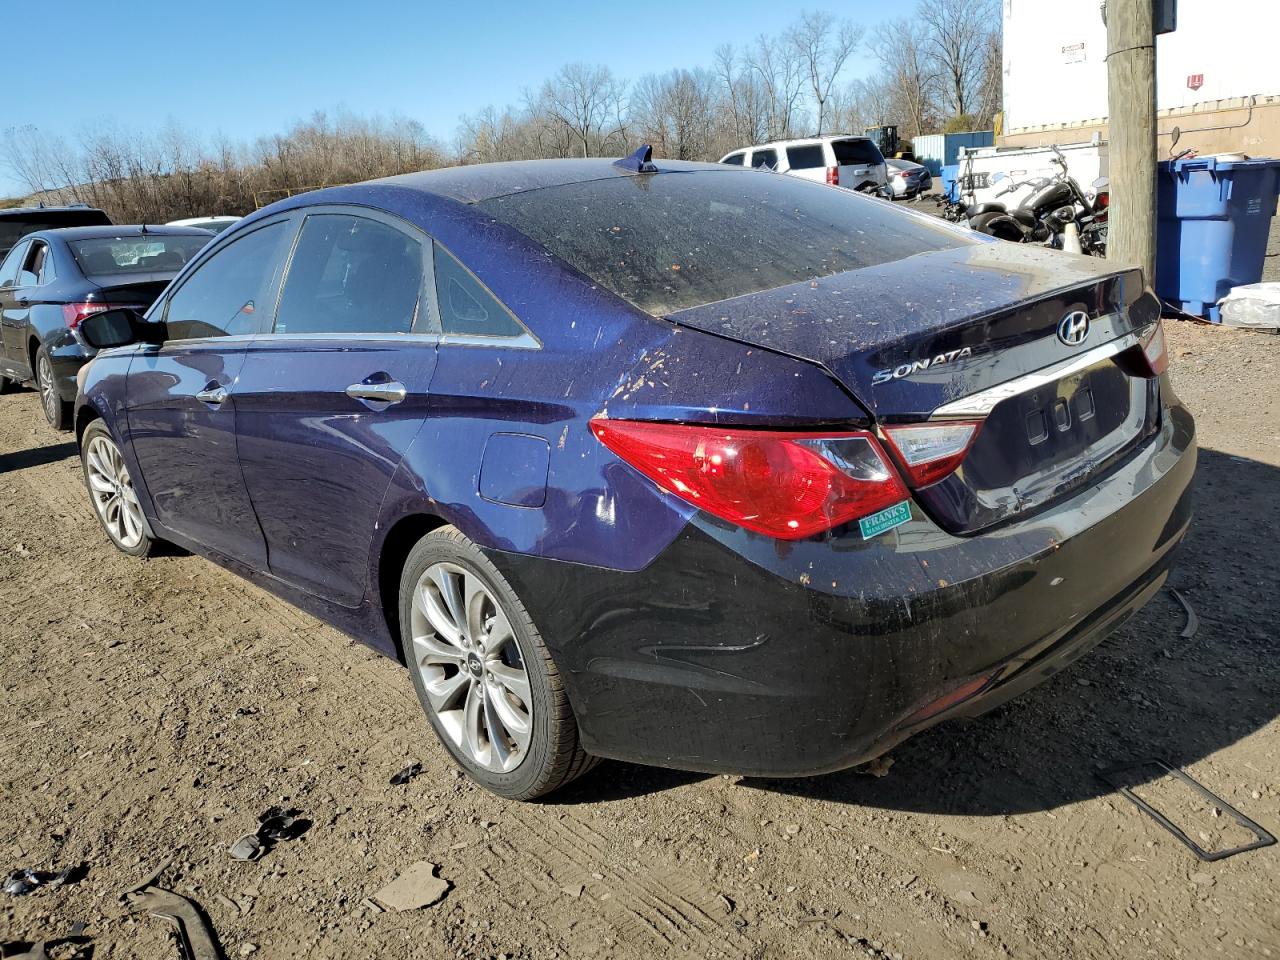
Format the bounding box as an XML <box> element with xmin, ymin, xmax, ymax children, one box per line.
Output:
<box><xmin>858</xmin><ymin>500</ymin><xmax>912</xmax><ymax>540</ymax></box>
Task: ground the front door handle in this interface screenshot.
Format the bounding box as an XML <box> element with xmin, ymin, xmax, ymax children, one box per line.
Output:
<box><xmin>195</xmin><ymin>385</ymin><xmax>228</xmax><ymax>405</ymax></box>
<box><xmin>346</xmin><ymin>380</ymin><xmax>407</xmax><ymax>404</ymax></box>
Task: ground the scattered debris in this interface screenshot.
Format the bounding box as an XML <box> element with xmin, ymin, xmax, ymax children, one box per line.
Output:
<box><xmin>2</xmin><ymin>865</ymin><xmax>84</xmax><ymax>897</ymax></box>
<box><xmin>389</xmin><ymin>762</ymin><xmax>423</xmax><ymax>786</ymax></box>
<box><xmin>1098</xmin><ymin>760</ymin><xmax>1277</xmax><ymax>862</ymax></box>
<box><xmin>717</xmin><ymin>894</ymin><xmax>736</xmax><ymax>914</ymax></box>
<box><xmin>229</xmin><ymin>807</ymin><xmax>311</xmax><ymax>863</ymax></box>
<box><xmin>0</xmin><ymin>922</ymin><xmax>91</xmax><ymax>960</ymax></box>
<box><xmin>863</xmin><ymin>756</ymin><xmax>895</xmax><ymax>778</ymax></box>
<box><xmin>1169</xmin><ymin>588</ymin><xmax>1200</xmax><ymax>640</ymax></box>
<box><xmin>126</xmin><ymin>885</ymin><xmax>226</xmax><ymax>960</ymax></box>
<box><xmin>372</xmin><ymin>861</ymin><xmax>450</xmax><ymax>912</ymax></box>
<box><xmin>561</xmin><ymin>883</ymin><xmax>584</xmax><ymax>899</ymax></box>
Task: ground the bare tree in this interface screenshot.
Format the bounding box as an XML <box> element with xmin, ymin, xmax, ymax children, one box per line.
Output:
<box><xmin>631</xmin><ymin>69</ymin><xmax>720</xmax><ymax>160</ymax></box>
<box><xmin>917</xmin><ymin>0</ymin><xmax>999</xmax><ymax>123</ymax></box>
<box><xmin>538</xmin><ymin>63</ymin><xmax>627</xmax><ymax>158</ymax></box>
<box><xmin>747</xmin><ymin>33</ymin><xmax>807</xmax><ymax>141</ymax></box>
<box><xmin>788</xmin><ymin>11</ymin><xmax>864</xmax><ymax>136</ymax></box>
<box><xmin>870</xmin><ymin>19</ymin><xmax>941</xmax><ymax>140</ymax></box>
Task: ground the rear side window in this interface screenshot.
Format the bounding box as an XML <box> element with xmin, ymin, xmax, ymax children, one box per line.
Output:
<box><xmin>832</xmin><ymin>139</ymin><xmax>884</xmax><ymax>166</ymax></box>
<box><xmin>750</xmin><ymin>149</ymin><xmax>779</xmax><ymax>170</ymax></box>
<box><xmin>721</xmin><ymin>153</ymin><xmax>745</xmax><ymax>166</ymax></box>
<box><xmin>165</xmin><ymin>220</ymin><xmax>293</xmax><ymax>340</ymax></box>
<box><xmin>275</xmin><ymin>214</ymin><xmax>423</xmax><ymax>335</ymax></box>
<box><xmin>786</xmin><ymin>144</ymin><xmax>826</xmax><ymax>169</ymax></box>
<box><xmin>479</xmin><ymin>170</ymin><xmax>969</xmax><ymax>316</ymax></box>
<box><xmin>28</xmin><ymin>242</ymin><xmax>54</xmax><ymax>284</ymax></box>
<box><xmin>434</xmin><ymin>244</ymin><xmax>527</xmax><ymax>339</ymax></box>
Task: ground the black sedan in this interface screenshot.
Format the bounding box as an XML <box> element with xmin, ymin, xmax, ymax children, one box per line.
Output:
<box><xmin>0</xmin><ymin>225</ymin><xmax>212</xmax><ymax>428</ymax></box>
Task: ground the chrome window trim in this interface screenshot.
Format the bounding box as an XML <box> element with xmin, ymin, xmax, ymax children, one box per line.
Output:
<box><xmin>438</xmin><ymin>331</ymin><xmax>541</xmax><ymax>350</ymax></box>
<box><xmin>930</xmin><ymin>329</ymin><xmax>1144</xmax><ymax>421</ymax></box>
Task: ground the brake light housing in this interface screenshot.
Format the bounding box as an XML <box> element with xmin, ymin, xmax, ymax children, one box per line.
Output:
<box><xmin>825</xmin><ymin>166</ymin><xmax>839</xmax><ymax>186</ymax></box>
<box><xmin>1139</xmin><ymin>320</ymin><xmax>1168</xmax><ymax>376</ymax></box>
<box><xmin>881</xmin><ymin>421</ymin><xmax>983</xmax><ymax>488</ymax></box>
<box><xmin>590</xmin><ymin>419</ymin><xmax>909</xmax><ymax>540</ymax></box>
<box><xmin>62</xmin><ymin>301</ymin><xmax>126</xmax><ymax>330</ymax></box>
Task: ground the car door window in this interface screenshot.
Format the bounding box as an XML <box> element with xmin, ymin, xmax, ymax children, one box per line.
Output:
<box><xmin>0</xmin><ymin>241</ymin><xmax>27</xmax><ymax>288</ymax></box>
<box><xmin>274</xmin><ymin>213</ymin><xmax>423</xmax><ymax>335</ymax></box>
<box><xmin>164</xmin><ymin>220</ymin><xmax>293</xmax><ymax>340</ymax></box>
<box><xmin>433</xmin><ymin>243</ymin><xmax>528</xmax><ymax>340</ymax></box>
<box><xmin>721</xmin><ymin>153</ymin><xmax>745</xmax><ymax>166</ymax></box>
<box><xmin>751</xmin><ymin>149</ymin><xmax>779</xmax><ymax>170</ymax></box>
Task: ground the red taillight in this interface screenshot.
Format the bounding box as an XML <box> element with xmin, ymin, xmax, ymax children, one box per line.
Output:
<box><xmin>881</xmin><ymin>421</ymin><xmax>983</xmax><ymax>488</ymax></box>
<box><xmin>825</xmin><ymin>166</ymin><xmax>839</xmax><ymax>186</ymax></box>
<box><xmin>1096</xmin><ymin>192</ymin><xmax>1109</xmax><ymax>208</ymax></box>
<box><xmin>62</xmin><ymin>302</ymin><xmax>119</xmax><ymax>329</ymax></box>
<box><xmin>1139</xmin><ymin>320</ymin><xmax>1168</xmax><ymax>376</ymax></box>
<box><xmin>590</xmin><ymin>419</ymin><xmax>910</xmax><ymax>540</ymax></box>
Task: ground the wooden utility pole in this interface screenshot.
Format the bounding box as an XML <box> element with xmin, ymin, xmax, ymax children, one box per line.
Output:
<box><xmin>1106</xmin><ymin>0</ymin><xmax>1158</xmax><ymax>285</ymax></box>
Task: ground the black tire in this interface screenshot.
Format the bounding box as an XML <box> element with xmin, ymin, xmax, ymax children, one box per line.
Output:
<box><xmin>80</xmin><ymin>419</ymin><xmax>156</xmax><ymax>557</ymax></box>
<box><xmin>968</xmin><ymin>211</ymin><xmax>1024</xmax><ymax>242</ymax></box>
<box><xmin>399</xmin><ymin>525</ymin><xmax>598</xmax><ymax>800</ymax></box>
<box><xmin>34</xmin><ymin>343</ymin><xmax>72</xmax><ymax>430</ymax></box>
<box><xmin>0</xmin><ymin>375</ymin><xmax>11</xmax><ymax>394</ymax></box>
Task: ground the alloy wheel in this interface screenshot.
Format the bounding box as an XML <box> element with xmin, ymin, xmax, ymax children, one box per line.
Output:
<box><xmin>409</xmin><ymin>562</ymin><xmax>533</xmax><ymax>773</ymax></box>
<box><xmin>85</xmin><ymin>435</ymin><xmax>146</xmax><ymax>549</ymax></box>
<box><xmin>37</xmin><ymin>353</ymin><xmax>58</xmax><ymax>423</ymax></box>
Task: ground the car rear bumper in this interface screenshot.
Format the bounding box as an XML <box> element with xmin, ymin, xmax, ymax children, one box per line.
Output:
<box><xmin>44</xmin><ymin>331</ymin><xmax>91</xmax><ymax>402</ymax></box>
<box><xmin>486</xmin><ymin>398</ymin><xmax>1196</xmax><ymax>777</ymax></box>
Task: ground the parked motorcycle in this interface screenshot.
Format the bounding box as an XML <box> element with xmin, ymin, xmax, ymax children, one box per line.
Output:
<box><xmin>965</xmin><ymin>146</ymin><xmax>1109</xmax><ymax>257</ymax></box>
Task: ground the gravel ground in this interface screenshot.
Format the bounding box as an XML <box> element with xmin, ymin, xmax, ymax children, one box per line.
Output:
<box><xmin>2</xmin><ymin>258</ymin><xmax>1278</xmax><ymax>957</ymax></box>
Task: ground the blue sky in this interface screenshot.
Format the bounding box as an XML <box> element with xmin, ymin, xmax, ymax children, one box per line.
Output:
<box><xmin>1</xmin><ymin>0</ymin><xmax>883</xmax><ymax>197</ymax></box>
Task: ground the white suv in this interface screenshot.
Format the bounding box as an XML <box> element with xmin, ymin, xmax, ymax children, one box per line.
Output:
<box><xmin>719</xmin><ymin>135</ymin><xmax>888</xmax><ymax>191</ymax></box>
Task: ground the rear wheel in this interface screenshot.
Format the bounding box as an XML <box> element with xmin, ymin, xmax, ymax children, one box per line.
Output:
<box><xmin>81</xmin><ymin>420</ymin><xmax>154</xmax><ymax>557</ymax></box>
<box><xmin>399</xmin><ymin>526</ymin><xmax>597</xmax><ymax>800</ymax></box>
<box><xmin>35</xmin><ymin>345</ymin><xmax>71</xmax><ymax>430</ymax></box>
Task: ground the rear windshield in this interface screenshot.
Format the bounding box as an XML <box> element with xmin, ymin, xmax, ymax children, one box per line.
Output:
<box><xmin>478</xmin><ymin>170</ymin><xmax>968</xmax><ymax>315</ymax></box>
<box><xmin>832</xmin><ymin>139</ymin><xmax>884</xmax><ymax>166</ymax></box>
<box><xmin>786</xmin><ymin>144</ymin><xmax>827</xmax><ymax>169</ymax></box>
<box><xmin>71</xmin><ymin>234</ymin><xmax>211</xmax><ymax>277</ymax></box>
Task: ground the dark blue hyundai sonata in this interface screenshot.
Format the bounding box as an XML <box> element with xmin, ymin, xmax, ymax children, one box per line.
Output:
<box><xmin>73</xmin><ymin>149</ymin><xmax>1195</xmax><ymax>799</ymax></box>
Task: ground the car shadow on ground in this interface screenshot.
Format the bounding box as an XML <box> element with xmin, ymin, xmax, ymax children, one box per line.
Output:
<box><xmin>0</xmin><ymin>440</ymin><xmax>78</xmax><ymax>474</ymax></box>
<box><xmin>562</xmin><ymin>448</ymin><xmax>1279</xmax><ymax>815</ymax></box>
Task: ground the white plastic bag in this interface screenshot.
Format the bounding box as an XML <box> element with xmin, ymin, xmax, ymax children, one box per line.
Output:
<box><xmin>1219</xmin><ymin>282</ymin><xmax>1280</xmax><ymax>330</ymax></box>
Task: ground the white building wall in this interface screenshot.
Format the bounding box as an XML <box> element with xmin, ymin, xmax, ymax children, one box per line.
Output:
<box><xmin>1003</xmin><ymin>0</ymin><xmax>1280</xmax><ymax>131</ymax></box>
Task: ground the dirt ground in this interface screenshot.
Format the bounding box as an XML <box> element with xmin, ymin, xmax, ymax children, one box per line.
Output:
<box><xmin>2</xmin><ymin>318</ymin><xmax>1278</xmax><ymax>958</ymax></box>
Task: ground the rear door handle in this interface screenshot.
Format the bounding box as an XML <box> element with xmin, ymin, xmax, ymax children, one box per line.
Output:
<box><xmin>346</xmin><ymin>380</ymin><xmax>407</xmax><ymax>404</ymax></box>
<box><xmin>195</xmin><ymin>385</ymin><xmax>228</xmax><ymax>405</ymax></box>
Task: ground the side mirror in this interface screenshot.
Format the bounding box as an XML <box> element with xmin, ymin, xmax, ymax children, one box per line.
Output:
<box><xmin>79</xmin><ymin>308</ymin><xmax>164</xmax><ymax>350</ymax></box>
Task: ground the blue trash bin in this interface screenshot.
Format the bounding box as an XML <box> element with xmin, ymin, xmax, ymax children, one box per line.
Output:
<box><xmin>1156</xmin><ymin>155</ymin><xmax>1280</xmax><ymax>321</ymax></box>
<box><xmin>941</xmin><ymin>164</ymin><xmax>960</xmax><ymax>203</ymax></box>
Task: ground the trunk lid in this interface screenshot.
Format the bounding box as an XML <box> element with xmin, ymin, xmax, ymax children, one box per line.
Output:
<box><xmin>667</xmin><ymin>242</ymin><xmax>1162</xmax><ymax>533</ymax></box>
<box><xmin>87</xmin><ymin>274</ymin><xmax>174</xmax><ymax>307</ymax></box>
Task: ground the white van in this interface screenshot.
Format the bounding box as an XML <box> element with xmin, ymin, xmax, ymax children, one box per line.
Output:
<box><xmin>719</xmin><ymin>135</ymin><xmax>889</xmax><ymax>191</ymax></box>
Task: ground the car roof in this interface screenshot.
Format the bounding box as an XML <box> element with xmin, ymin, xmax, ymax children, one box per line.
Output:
<box><xmin>373</xmin><ymin>157</ymin><xmax>728</xmax><ymax>204</ymax></box>
<box><xmin>27</xmin><ymin>224</ymin><xmax>214</xmax><ymax>242</ymax></box>
<box><xmin>745</xmin><ymin>135</ymin><xmax>871</xmax><ymax>149</ymax></box>
<box><xmin>167</xmin><ymin>215</ymin><xmax>239</xmax><ymax>226</ymax></box>
<box><xmin>0</xmin><ymin>204</ymin><xmax>107</xmax><ymax>219</ymax></box>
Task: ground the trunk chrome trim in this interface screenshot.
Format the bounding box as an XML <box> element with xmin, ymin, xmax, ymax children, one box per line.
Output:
<box><xmin>930</xmin><ymin>330</ymin><xmax>1143</xmax><ymax>421</ymax></box>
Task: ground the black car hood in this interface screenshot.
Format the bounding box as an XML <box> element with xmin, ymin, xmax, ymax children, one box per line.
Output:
<box><xmin>666</xmin><ymin>240</ymin><xmax>1155</xmax><ymax>420</ymax></box>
